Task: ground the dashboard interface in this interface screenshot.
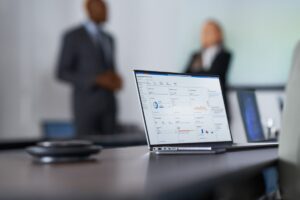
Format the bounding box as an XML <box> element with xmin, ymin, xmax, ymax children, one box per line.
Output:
<box><xmin>135</xmin><ymin>71</ymin><xmax>232</xmax><ymax>145</ymax></box>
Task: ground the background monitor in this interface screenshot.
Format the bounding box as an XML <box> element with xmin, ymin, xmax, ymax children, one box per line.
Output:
<box><xmin>237</xmin><ymin>90</ymin><xmax>265</xmax><ymax>142</ymax></box>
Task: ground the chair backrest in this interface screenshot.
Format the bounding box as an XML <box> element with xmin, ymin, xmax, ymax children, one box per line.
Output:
<box><xmin>42</xmin><ymin>121</ymin><xmax>75</xmax><ymax>139</ymax></box>
<box><xmin>279</xmin><ymin>41</ymin><xmax>300</xmax><ymax>199</ymax></box>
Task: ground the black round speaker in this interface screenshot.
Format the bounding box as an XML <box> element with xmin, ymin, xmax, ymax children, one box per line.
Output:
<box><xmin>26</xmin><ymin>140</ymin><xmax>102</xmax><ymax>164</ymax></box>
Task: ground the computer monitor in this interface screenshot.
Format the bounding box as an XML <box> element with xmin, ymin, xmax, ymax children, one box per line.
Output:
<box><xmin>134</xmin><ymin>70</ymin><xmax>232</xmax><ymax>147</ymax></box>
<box><xmin>237</xmin><ymin>90</ymin><xmax>265</xmax><ymax>142</ymax></box>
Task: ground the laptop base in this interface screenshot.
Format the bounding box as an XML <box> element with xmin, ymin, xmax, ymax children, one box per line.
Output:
<box><xmin>153</xmin><ymin>148</ymin><xmax>226</xmax><ymax>155</ymax></box>
<box><xmin>226</xmin><ymin>142</ymin><xmax>278</xmax><ymax>151</ymax></box>
<box><xmin>151</xmin><ymin>142</ymin><xmax>278</xmax><ymax>155</ymax></box>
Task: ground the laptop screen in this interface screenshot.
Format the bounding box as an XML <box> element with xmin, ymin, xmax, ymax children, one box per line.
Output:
<box><xmin>237</xmin><ymin>90</ymin><xmax>265</xmax><ymax>142</ymax></box>
<box><xmin>134</xmin><ymin>71</ymin><xmax>232</xmax><ymax>145</ymax></box>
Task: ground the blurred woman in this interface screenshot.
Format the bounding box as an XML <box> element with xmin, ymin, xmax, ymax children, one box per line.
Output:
<box><xmin>185</xmin><ymin>20</ymin><xmax>232</xmax><ymax>114</ymax></box>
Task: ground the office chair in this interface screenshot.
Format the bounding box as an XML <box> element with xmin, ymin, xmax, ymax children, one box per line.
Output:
<box><xmin>42</xmin><ymin>121</ymin><xmax>75</xmax><ymax>140</ymax></box>
<box><xmin>279</xmin><ymin>41</ymin><xmax>300</xmax><ymax>199</ymax></box>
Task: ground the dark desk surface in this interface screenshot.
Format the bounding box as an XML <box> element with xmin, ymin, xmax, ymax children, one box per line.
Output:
<box><xmin>0</xmin><ymin>132</ymin><xmax>147</xmax><ymax>150</ymax></box>
<box><xmin>85</xmin><ymin>132</ymin><xmax>147</xmax><ymax>147</ymax></box>
<box><xmin>0</xmin><ymin>146</ymin><xmax>278</xmax><ymax>200</ymax></box>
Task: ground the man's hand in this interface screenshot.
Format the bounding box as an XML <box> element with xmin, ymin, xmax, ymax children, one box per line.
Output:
<box><xmin>95</xmin><ymin>70</ymin><xmax>122</xmax><ymax>91</ymax></box>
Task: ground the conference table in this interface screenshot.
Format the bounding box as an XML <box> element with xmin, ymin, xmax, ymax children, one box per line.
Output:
<box><xmin>0</xmin><ymin>145</ymin><xmax>278</xmax><ymax>200</ymax></box>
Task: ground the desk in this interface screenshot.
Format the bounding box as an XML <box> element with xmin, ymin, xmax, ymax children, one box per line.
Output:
<box><xmin>84</xmin><ymin>132</ymin><xmax>147</xmax><ymax>147</ymax></box>
<box><xmin>0</xmin><ymin>133</ymin><xmax>147</xmax><ymax>150</ymax></box>
<box><xmin>0</xmin><ymin>146</ymin><xmax>277</xmax><ymax>200</ymax></box>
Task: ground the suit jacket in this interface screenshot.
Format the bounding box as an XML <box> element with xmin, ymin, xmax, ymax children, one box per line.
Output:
<box><xmin>56</xmin><ymin>25</ymin><xmax>116</xmax><ymax>116</ymax></box>
<box><xmin>185</xmin><ymin>48</ymin><xmax>231</xmax><ymax>91</ymax></box>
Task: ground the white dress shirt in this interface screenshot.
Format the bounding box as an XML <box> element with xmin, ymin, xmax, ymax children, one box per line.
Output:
<box><xmin>201</xmin><ymin>45</ymin><xmax>221</xmax><ymax>71</ymax></box>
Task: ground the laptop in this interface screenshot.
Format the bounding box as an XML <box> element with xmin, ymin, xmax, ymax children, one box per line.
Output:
<box><xmin>134</xmin><ymin>70</ymin><xmax>278</xmax><ymax>154</ymax></box>
<box><xmin>237</xmin><ymin>90</ymin><xmax>278</xmax><ymax>142</ymax></box>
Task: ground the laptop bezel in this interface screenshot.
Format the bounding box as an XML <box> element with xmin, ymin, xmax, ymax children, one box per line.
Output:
<box><xmin>134</xmin><ymin>70</ymin><xmax>233</xmax><ymax>150</ymax></box>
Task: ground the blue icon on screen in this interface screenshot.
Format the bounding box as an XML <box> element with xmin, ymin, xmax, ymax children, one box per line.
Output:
<box><xmin>153</xmin><ymin>101</ymin><xmax>159</xmax><ymax>109</ymax></box>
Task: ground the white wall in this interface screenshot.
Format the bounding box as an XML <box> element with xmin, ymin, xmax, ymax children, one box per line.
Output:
<box><xmin>0</xmin><ymin>0</ymin><xmax>85</xmax><ymax>139</ymax></box>
<box><xmin>0</xmin><ymin>0</ymin><xmax>298</xmax><ymax>139</ymax></box>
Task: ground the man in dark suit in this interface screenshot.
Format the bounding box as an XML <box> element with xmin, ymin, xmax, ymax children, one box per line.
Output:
<box><xmin>185</xmin><ymin>20</ymin><xmax>232</xmax><ymax>115</ymax></box>
<box><xmin>56</xmin><ymin>0</ymin><xmax>122</xmax><ymax>136</ymax></box>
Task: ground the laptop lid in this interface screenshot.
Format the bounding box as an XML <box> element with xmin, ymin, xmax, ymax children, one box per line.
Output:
<box><xmin>134</xmin><ymin>70</ymin><xmax>233</xmax><ymax>149</ymax></box>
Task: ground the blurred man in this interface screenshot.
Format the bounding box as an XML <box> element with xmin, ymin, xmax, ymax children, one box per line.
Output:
<box><xmin>185</xmin><ymin>20</ymin><xmax>232</xmax><ymax>114</ymax></box>
<box><xmin>56</xmin><ymin>0</ymin><xmax>122</xmax><ymax>136</ymax></box>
